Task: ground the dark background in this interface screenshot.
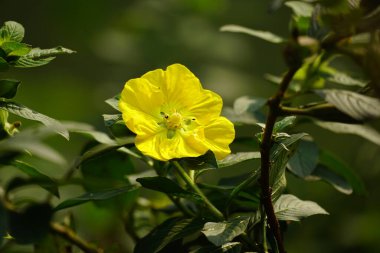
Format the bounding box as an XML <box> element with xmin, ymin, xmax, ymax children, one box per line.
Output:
<box><xmin>1</xmin><ymin>0</ymin><xmax>380</xmax><ymax>252</ymax></box>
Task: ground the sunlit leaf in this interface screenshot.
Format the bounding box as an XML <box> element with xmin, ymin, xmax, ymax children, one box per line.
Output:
<box><xmin>137</xmin><ymin>176</ymin><xmax>201</xmax><ymax>201</ymax></box>
<box><xmin>220</xmin><ymin>25</ymin><xmax>285</xmax><ymax>44</ymax></box>
<box><xmin>217</xmin><ymin>152</ymin><xmax>260</xmax><ymax>168</ymax></box>
<box><xmin>0</xmin><ymin>21</ymin><xmax>24</xmax><ymax>43</ymax></box>
<box><xmin>0</xmin><ymin>101</ymin><xmax>69</xmax><ymax>139</ymax></box>
<box><xmin>53</xmin><ymin>185</ymin><xmax>138</xmax><ymax>211</ymax></box>
<box><xmin>223</xmin><ymin>96</ymin><xmax>266</xmax><ymax>124</ymax></box>
<box><xmin>105</xmin><ymin>95</ymin><xmax>120</xmax><ymax>111</ymax></box>
<box><xmin>314</xmin><ymin>121</ymin><xmax>380</xmax><ymax>146</ymax></box>
<box><xmin>63</xmin><ymin>121</ymin><xmax>115</xmax><ymax>144</ymax></box>
<box><xmin>1</xmin><ymin>41</ymin><xmax>31</xmax><ymax>56</ymax></box>
<box><xmin>274</xmin><ymin>194</ymin><xmax>328</xmax><ymax>221</ymax></box>
<box><xmin>285</xmin><ymin>1</ymin><xmax>314</xmax><ymax>17</ymax></box>
<box><xmin>0</xmin><ymin>79</ymin><xmax>20</xmax><ymax>99</ymax></box>
<box><xmin>273</xmin><ymin>116</ymin><xmax>297</xmax><ymax>133</ymax></box>
<box><xmin>202</xmin><ymin>216</ymin><xmax>250</xmax><ymax>247</ymax></box>
<box><xmin>14</xmin><ymin>47</ymin><xmax>75</xmax><ymax>68</ymax></box>
<box><xmin>134</xmin><ymin>217</ymin><xmax>205</xmax><ymax>253</ymax></box>
<box><xmin>288</xmin><ymin>139</ymin><xmax>319</xmax><ymax>178</ymax></box>
<box><xmin>327</xmin><ymin>71</ymin><xmax>367</xmax><ymax>87</ymax></box>
<box><xmin>11</xmin><ymin>160</ymin><xmax>59</xmax><ymax>197</ymax></box>
<box><xmin>316</xmin><ymin>89</ymin><xmax>380</xmax><ymax>120</ymax></box>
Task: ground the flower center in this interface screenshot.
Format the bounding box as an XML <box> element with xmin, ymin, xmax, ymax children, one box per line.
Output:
<box><xmin>165</xmin><ymin>112</ymin><xmax>182</xmax><ymax>129</ymax></box>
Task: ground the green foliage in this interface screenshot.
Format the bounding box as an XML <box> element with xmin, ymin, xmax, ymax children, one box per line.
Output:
<box><xmin>274</xmin><ymin>194</ymin><xmax>328</xmax><ymax>221</ymax></box>
<box><xmin>201</xmin><ymin>216</ymin><xmax>250</xmax><ymax>246</ymax></box>
<box><xmin>1</xmin><ymin>1</ymin><xmax>380</xmax><ymax>252</ymax></box>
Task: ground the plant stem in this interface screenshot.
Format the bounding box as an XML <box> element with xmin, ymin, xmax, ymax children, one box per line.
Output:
<box><xmin>50</xmin><ymin>222</ymin><xmax>103</xmax><ymax>253</ymax></box>
<box><xmin>172</xmin><ymin>161</ymin><xmax>224</xmax><ymax>221</ymax></box>
<box><xmin>260</xmin><ymin>67</ymin><xmax>299</xmax><ymax>253</ymax></box>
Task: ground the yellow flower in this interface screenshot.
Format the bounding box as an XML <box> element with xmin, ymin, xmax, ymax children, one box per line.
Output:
<box><xmin>119</xmin><ymin>64</ymin><xmax>235</xmax><ymax>161</ymax></box>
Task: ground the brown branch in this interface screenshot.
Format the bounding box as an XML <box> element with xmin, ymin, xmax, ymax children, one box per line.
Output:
<box><xmin>50</xmin><ymin>222</ymin><xmax>103</xmax><ymax>253</ymax></box>
<box><xmin>260</xmin><ymin>67</ymin><xmax>299</xmax><ymax>253</ymax></box>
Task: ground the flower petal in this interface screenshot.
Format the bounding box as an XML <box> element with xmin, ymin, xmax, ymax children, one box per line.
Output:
<box><xmin>135</xmin><ymin>129</ymin><xmax>208</xmax><ymax>161</ymax></box>
<box><xmin>119</xmin><ymin>78</ymin><xmax>164</xmax><ymax>135</ymax></box>
<box><xmin>202</xmin><ymin>117</ymin><xmax>235</xmax><ymax>160</ymax></box>
<box><xmin>142</xmin><ymin>64</ymin><xmax>223</xmax><ymax>124</ymax></box>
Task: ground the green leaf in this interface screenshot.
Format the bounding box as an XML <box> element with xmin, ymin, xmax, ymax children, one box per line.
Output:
<box><xmin>220</xmin><ymin>25</ymin><xmax>285</xmax><ymax>44</ymax></box>
<box><xmin>270</xmin><ymin>133</ymin><xmax>308</xmax><ymax>186</ymax></box>
<box><xmin>134</xmin><ymin>217</ymin><xmax>205</xmax><ymax>253</ymax></box>
<box><xmin>314</xmin><ymin>121</ymin><xmax>380</xmax><ymax>146</ymax></box>
<box><xmin>285</xmin><ymin>1</ymin><xmax>314</xmax><ymax>17</ymax></box>
<box><xmin>105</xmin><ymin>95</ymin><xmax>121</xmax><ymax>111</ymax></box>
<box><xmin>202</xmin><ymin>216</ymin><xmax>250</xmax><ymax>247</ymax></box>
<box><xmin>53</xmin><ymin>185</ymin><xmax>138</xmax><ymax>211</ymax></box>
<box><xmin>180</xmin><ymin>151</ymin><xmax>218</xmax><ymax>171</ymax></box>
<box><xmin>0</xmin><ymin>128</ymin><xmax>66</xmax><ymax>165</ymax></box>
<box><xmin>0</xmin><ymin>101</ymin><xmax>69</xmax><ymax>139</ymax></box>
<box><xmin>327</xmin><ymin>71</ymin><xmax>367</xmax><ymax>87</ymax></box>
<box><xmin>1</xmin><ymin>41</ymin><xmax>31</xmax><ymax>56</ymax></box>
<box><xmin>190</xmin><ymin>242</ymin><xmax>242</xmax><ymax>253</ymax></box>
<box><xmin>0</xmin><ymin>79</ymin><xmax>20</xmax><ymax>99</ymax></box>
<box><xmin>223</xmin><ymin>96</ymin><xmax>266</xmax><ymax>124</ymax></box>
<box><xmin>103</xmin><ymin>114</ymin><xmax>122</xmax><ymax>127</ymax></box>
<box><xmin>319</xmin><ymin>150</ymin><xmax>365</xmax><ymax>194</ymax></box>
<box><xmin>310</xmin><ymin>165</ymin><xmax>353</xmax><ymax>195</ymax></box>
<box><xmin>274</xmin><ymin>194</ymin><xmax>329</xmax><ymax>221</ymax></box>
<box><xmin>287</xmin><ymin>139</ymin><xmax>319</xmax><ymax>178</ymax></box>
<box><xmin>273</xmin><ymin>116</ymin><xmax>297</xmax><ymax>133</ymax></box>
<box><xmin>14</xmin><ymin>47</ymin><xmax>75</xmax><ymax>68</ymax></box>
<box><xmin>316</xmin><ymin>89</ymin><xmax>380</xmax><ymax>120</ymax></box>
<box><xmin>11</xmin><ymin>160</ymin><xmax>59</xmax><ymax>197</ymax></box>
<box><xmin>217</xmin><ymin>152</ymin><xmax>260</xmax><ymax>168</ymax></box>
<box><xmin>0</xmin><ymin>21</ymin><xmax>25</xmax><ymax>43</ymax></box>
<box><xmin>137</xmin><ymin>176</ymin><xmax>201</xmax><ymax>201</ymax></box>
<box><xmin>9</xmin><ymin>204</ymin><xmax>52</xmax><ymax>244</ymax></box>
<box><xmin>74</xmin><ymin>137</ymin><xmax>135</xmax><ymax>167</ymax></box>
<box><xmin>63</xmin><ymin>121</ymin><xmax>115</xmax><ymax>144</ymax></box>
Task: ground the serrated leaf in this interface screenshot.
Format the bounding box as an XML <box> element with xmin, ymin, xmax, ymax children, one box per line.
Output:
<box><xmin>274</xmin><ymin>194</ymin><xmax>328</xmax><ymax>221</ymax></box>
<box><xmin>0</xmin><ymin>101</ymin><xmax>69</xmax><ymax>139</ymax></box>
<box><xmin>310</xmin><ymin>165</ymin><xmax>353</xmax><ymax>195</ymax></box>
<box><xmin>270</xmin><ymin>133</ymin><xmax>308</xmax><ymax>186</ymax></box>
<box><xmin>202</xmin><ymin>216</ymin><xmax>250</xmax><ymax>247</ymax></box>
<box><xmin>285</xmin><ymin>1</ymin><xmax>314</xmax><ymax>17</ymax></box>
<box><xmin>134</xmin><ymin>217</ymin><xmax>205</xmax><ymax>253</ymax></box>
<box><xmin>0</xmin><ymin>21</ymin><xmax>24</xmax><ymax>42</ymax></box>
<box><xmin>1</xmin><ymin>41</ymin><xmax>31</xmax><ymax>56</ymax></box>
<box><xmin>220</xmin><ymin>25</ymin><xmax>285</xmax><ymax>44</ymax></box>
<box><xmin>136</xmin><ymin>176</ymin><xmax>201</xmax><ymax>201</ymax></box>
<box><xmin>14</xmin><ymin>47</ymin><xmax>75</xmax><ymax>68</ymax></box>
<box><xmin>316</xmin><ymin>89</ymin><xmax>380</xmax><ymax>120</ymax></box>
<box><xmin>217</xmin><ymin>152</ymin><xmax>260</xmax><ymax>168</ymax></box>
<box><xmin>273</xmin><ymin>116</ymin><xmax>297</xmax><ymax>133</ymax></box>
<box><xmin>319</xmin><ymin>150</ymin><xmax>365</xmax><ymax>194</ymax></box>
<box><xmin>53</xmin><ymin>185</ymin><xmax>138</xmax><ymax>211</ymax></box>
<box><xmin>11</xmin><ymin>160</ymin><xmax>59</xmax><ymax>197</ymax></box>
<box><xmin>105</xmin><ymin>95</ymin><xmax>120</xmax><ymax>111</ymax></box>
<box><xmin>0</xmin><ymin>79</ymin><xmax>20</xmax><ymax>99</ymax></box>
<box><xmin>314</xmin><ymin>121</ymin><xmax>380</xmax><ymax>146</ymax></box>
<box><xmin>327</xmin><ymin>71</ymin><xmax>367</xmax><ymax>87</ymax></box>
<box><xmin>288</xmin><ymin>139</ymin><xmax>319</xmax><ymax>177</ymax></box>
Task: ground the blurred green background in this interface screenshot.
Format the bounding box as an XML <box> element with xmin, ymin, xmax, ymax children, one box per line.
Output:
<box><xmin>2</xmin><ymin>0</ymin><xmax>380</xmax><ymax>252</ymax></box>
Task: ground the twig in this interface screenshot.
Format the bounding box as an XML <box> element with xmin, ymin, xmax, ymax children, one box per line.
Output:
<box><xmin>172</xmin><ymin>161</ymin><xmax>224</xmax><ymax>221</ymax></box>
<box><xmin>260</xmin><ymin>67</ymin><xmax>299</xmax><ymax>253</ymax></box>
<box><xmin>50</xmin><ymin>222</ymin><xmax>103</xmax><ymax>253</ymax></box>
